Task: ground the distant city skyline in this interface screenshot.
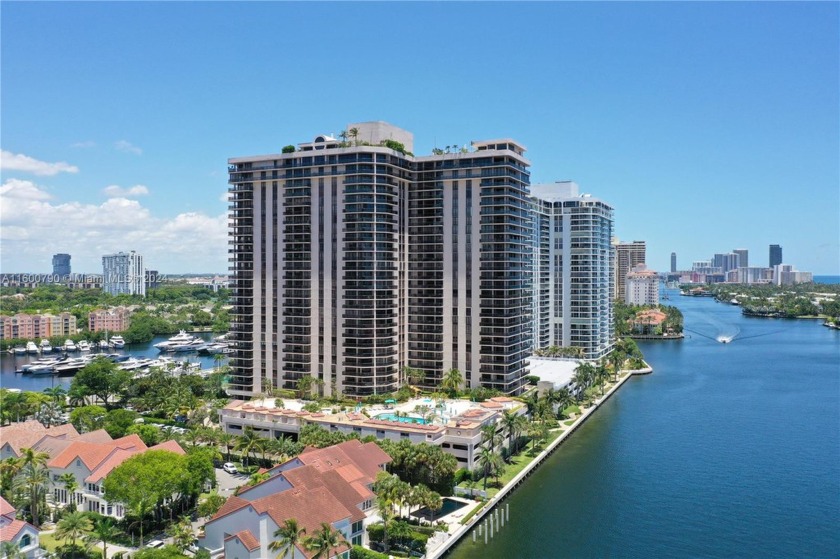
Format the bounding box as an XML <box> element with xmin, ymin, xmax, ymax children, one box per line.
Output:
<box><xmin>1</xmin><ymin>2</ymin><xmax>837</xmax><ymax>274</ymax></box>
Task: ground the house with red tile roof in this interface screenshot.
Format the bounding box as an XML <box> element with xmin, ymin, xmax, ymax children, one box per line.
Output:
<box><xmin>0</xmin><ymin>421</ymin><xmax>79</xmax><ymax>460</ymax></box>
<box><xmin>200</xmin><ymin>440</ymin><xmax>391</xmax><ymax>559</ymax></box>
<box><xmin>0</xmin><ymin>496</ymin><xmax>41</xmax><ymax>559</ymax></box>
<box><xmin>47</xmin><ymin>433</ymin><xmax>185</xmax><ymax>519</ymax></box>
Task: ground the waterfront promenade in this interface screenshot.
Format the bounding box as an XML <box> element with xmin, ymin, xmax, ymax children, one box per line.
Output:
<box><xmin>427</xmin><ymin>363</ymin><xmax>653</xmax><ymax>559</ymax></box>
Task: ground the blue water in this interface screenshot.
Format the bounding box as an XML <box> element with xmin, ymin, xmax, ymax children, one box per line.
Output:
<box><xmin>0</xmin><ymin>332</ymin><xmax>226</xmax><ymax>391</ymax></box>
<box><xmin>374</xmin><ymin>412</ymin><xmax>428</xmax><ymax>425</ymax></box>
<box><xmin>448</xmin><ymin>288</ymin><xmax>840</xmax><ymax>558</ymax></box>
<box><xmin>814</xmin><ymin>275</ymin><xmax>840</xmax><ymax>284</ymax></box>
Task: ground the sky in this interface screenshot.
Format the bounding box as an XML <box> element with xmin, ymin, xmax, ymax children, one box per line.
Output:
<box><xmin>1</xmin><ymin>2</ymin><xmax>838</xmax><ymax>275</ymax></box>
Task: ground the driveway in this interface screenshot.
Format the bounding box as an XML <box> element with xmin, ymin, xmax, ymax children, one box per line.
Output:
<box><xmin>215</xmin><ymin>467</ymin><xmax>246</xmax><ymax>496</ymax></box>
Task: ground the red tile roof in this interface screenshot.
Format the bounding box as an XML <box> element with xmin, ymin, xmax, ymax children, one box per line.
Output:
<box><xmin>226</xmin><ymin>530</ymin><xmax>260</xmax><ymax>551</ymax></box>
<box><xmin>0</xmin><ymin>519</ymin><xmax>30</xmax><ymax>542</ymax></box>
<box><xmin>0</xmin><ymin>421</ymin><xmax>79</xmax><ymax>457</ymax></box>
<box><xmin>0</xmin><ymin>496</ymin><xmax>15</xmax><ymax>518</ymax></box>
<box><xmin>150</xmin><ymin>440</ymin><xmax>187</xmax><ymax>455</ymax></box>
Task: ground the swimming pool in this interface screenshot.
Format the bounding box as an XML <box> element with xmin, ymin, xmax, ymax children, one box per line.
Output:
<box><xmin>375</xmin><ymin>412</ymin><xmax>428</xmax><ymax>424</ymax></box>
<box><xmin>412</xmin><ymin>497</ymin><xmax>468</xmax><ymax>520</ymax></box>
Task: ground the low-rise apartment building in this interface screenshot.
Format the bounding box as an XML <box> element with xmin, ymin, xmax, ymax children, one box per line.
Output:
<box><xmin>88</xmin><ymin>307</ymin><xmax>132</xmax><ymax>333</ymax></box>
<box><xmin>0</xmin><ymin>313</ymin><xmax>77</xmax><ymax>341</ymax></box>
<box><xmin>219</xmin><ymin>397</ymin><xmax>524</xmax><ymax>470</ymax></box>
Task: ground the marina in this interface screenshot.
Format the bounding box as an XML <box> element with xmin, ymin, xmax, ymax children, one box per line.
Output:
<box><xmin>0</xmin><ymin>332</ymin><xmax>228</xmax><ymax>391</ymax></box>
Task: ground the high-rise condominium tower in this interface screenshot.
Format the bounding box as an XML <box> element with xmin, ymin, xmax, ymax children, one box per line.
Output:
<box><xmin>614</xmin><ymin>241</ymin><xmax>646</xmax><ymax>301</ymax></box>
<box><xmin>769</xmin><ymin>244</ymin><xmax>782</xmax><ymax>267</ymax></box>
<box><xmin>531</xmin><ymin>182</ymin><xmax>614</xmax><ymax>359</ymax></box>
<box><xmin>733</xmin><ymin>249</ymin><xmax>748</xmax><ymax>269</ymax></box>
<box><xmin>102</xmin><ymin>251</ymin><xmax>145</xmax><ymax>296</ymax></box>
<box><xmin>670</xmin><ymin>252</ymin><xmax>677</xmax><ymax>273</ymax></box>
<box><xmin>228</xmin><ymin>122</ymin><xmax>533</xmax><ymax>398</ymax></box>
<box><xmin>52</xmin><ymin>253</ymin><xmax>71</xmax><ymax>276</ymax></box>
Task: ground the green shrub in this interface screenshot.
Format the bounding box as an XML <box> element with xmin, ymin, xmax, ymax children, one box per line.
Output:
<box><xmin>350</xmin><ymin>546</ymin><xmax>389</xmax><ymax>559</ymax></box>
<box><xmin>460</xmin><ymin>502</ymin><xmax>486</xmax><ymax>524</ymax></box>
<box><xmin>454</xmin><ymin>468</ymin><xmax>472</xmax><ymax>484</ymax></box>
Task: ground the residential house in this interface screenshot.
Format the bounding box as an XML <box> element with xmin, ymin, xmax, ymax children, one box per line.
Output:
<box><xmin>0</xmin><ymin>496</ymin><xmax>41</xmax><ymax>559</ymax></box>
<box><xmin>200</xmin><ymin>440</ymin><xmax>391</xmax><ymax>558</ymax></box>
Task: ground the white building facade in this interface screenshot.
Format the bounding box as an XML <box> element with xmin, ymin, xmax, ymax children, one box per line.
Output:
<box><xmin>625</xmin><ymin>265</ymin><xmax>660</xmax><ymax>305</ymax></box>
<box><xmin>531</xmin><ymin>181</ymin><xmax>615</xmax><ymax>360</ymax></box>
<box><xmin>102</xmin><ymin>251</ymin><xmax>145</xmax><ymax>296</ymax></box>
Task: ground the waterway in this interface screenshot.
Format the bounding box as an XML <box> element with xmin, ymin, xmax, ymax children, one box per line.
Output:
<box><xmin>448</xmin><ymin>288</ymin><xmax>840</xmax><ymax>558</ymax></box>
<box><xmin>0</xmin><ymin>332</ymin><xmax>226</xmax><ymax>392</ymax></box>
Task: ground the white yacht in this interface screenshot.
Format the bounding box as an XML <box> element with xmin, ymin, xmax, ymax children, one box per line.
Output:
<box><xmin>154</xmin><ymin>330</ymin><xmax>200</xmax><ymax>351</ymax></box>
<box><xmin>109</xmin><ymin>335</ymin><xmax>126</xmax><ymax>349</ymax></box>
<box><xmin>77</xmin><ymin>340</ymin><xmax>91</xmax><ymax>352</ymax></box>
<box><xmin>63</xmin><ymin>339</ymin><xmax>78</xmax><ymax>352</ymax></box>
<box><xmin>26</xmin><ymin>341</ymin><xmax>40</xmax><ymax>354</ymax></box>
<box><xmin>39</xmin><ymin>339</ymin><xmax>53</xmax><ymax>353</ymax></box>
<box><xmin>13</xmin><ymin>345</ymin><xmax>27</xmax><ymax>355</ymax></box>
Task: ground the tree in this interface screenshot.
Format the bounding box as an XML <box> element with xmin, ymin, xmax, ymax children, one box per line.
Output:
<box><xmin>348</xmin><ymin>127</ymin><xmax>359</xmax><ymax>146</ymax></box>
<box><xmin>402</xmin><ymin>366</ymin><xmax>426</xmax><ymax>388</ymax></box>
<box><xmin>235</xmin><ymin>427</ymin><xmax>263</xmax><ymax>466</ymax></box>
<box><xmin>0</xmin><ymin>542</ymin><xmax>24</xmax><ymax>559</ymax></box>
<box><xmin>69</xmin><ymin>405</ymin><xmax>107</xmax><ymax>433</ymax></box>
<box><xmin>58</xmin><ymin>472</ymin><xmax>79</xmax><ymax>509</ymax></box>
<box><xmin>269</xmin><ymin>518</ymin><xmax>306</xmax><ymax>559</ymax></box>
<box><xmin>104</xmin><ymin>408</ymin><xmax>139</xmax><ymax>438</ymax></box>
<box><xmin>303</xmin><ymin>522</ymin><xmax>347</xmax><ymax>559</ymax></box>
<box><xmin>91</xmin><ymin>517</ymin><xmax>117</xmax><ymax>559</ymax></box>
<box><xmin>126</xmin><ymin>424</ymin><xmax>163</xmax><ymax>446</ymax></box>
<box><xmin>573</xmin><ymin>362</ymin><xmax>595</xmax><ymax>402</ymax></box>
<box><xmin>197</xmin><ymin>492</ymin><xmax>226</xmax><ymax>518</ymax></box>
<box><xmin>172</xmin><ymin>516</ymin><xmax>195</xmax><ymax>552</ymax></box>
<box><xmin>218</xmin><ymin>432</ymin><xmax>236</xmax><ymax>462</ymax></box>
<box><xmin>55</xmin><ymin>511</ymin><xmax>93</xmax><ymax>556</ymax></box>
<box><xmin>481</xmin><ymin>423</ymin><xmax>501</xmax><ymax>453</ymax></box>
<box><xmin>376</xmin><ymin>496</ymin><xmax>395</xmax><ymax>552</ymax></box>
<box><xmin>477</xmin><ymin>447</ymin><xmax>497</xmax><ymax>491</ymax></box>
<box><xmin>296</xmin><ymin>376</ymin><xmax>315</xmax><ymax>399</ymax></box>
<box><xmin>440</xmin><ymin>368</ymin><xmax>462</xmax><ymax>396</ymax></box>
<box><xmin>71</xmin><ymin>358</ymin><xmax>132</xmax><ymax>408</ymax></box>
<box><xmin>13</xmin><ymin>450</ymin><xmax>51</xmax><ymax>527</ymax></box>
<box><xmin>502</xmin><ymin>411</ymin><xmax>528</xmax><ymax>457</ymax></box>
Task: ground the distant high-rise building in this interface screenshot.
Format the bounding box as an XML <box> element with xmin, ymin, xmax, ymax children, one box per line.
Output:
<box><xmin>531</xmin><ymin>181</ymin><xmax>615</xmax><ymax>360</ymax></box>
<box><xmin>102</xmin><ymin>251</ymin><xmax>145</xmax><ymax>296</ymax></box>
<box><xmin>52</xmin><ymin>253</ymin><xmax>71</xmax><ymax>276</ymax></box>
<box><xmin>733</xmin><ymin>249</ymin><xmax>748</xmax><ymax>269</ymax></box>
<box><xmin>145</xmin><ymin>270</ymin><xmax>160</xmax><ymax>291</ymax></box>
<box><xmin>670</xmin><ymin>252</ymin><xmax>677</xmax><ymax>273</ymax></box>
<box><xmin>614</xmin><ymin>241</ymin><xmax>646</xmax><ymax>301</ymax></box>
<box><xmin>713</xmin><ymin>252</ymin><xmax>740</xmax><ymax>273</ymax></box>
<box><xmin>626</xmin><ymin>265</ymin><xmax>660</xmax><ymax>305</ymax></box>
<box><xmin>769</xmin><ymin>244</ymin><xmax>783</xmax><ymax>267</ymax></box>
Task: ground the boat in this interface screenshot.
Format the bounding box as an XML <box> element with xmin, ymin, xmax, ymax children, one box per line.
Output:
<box><xmin>109</xmin><ymin>335</ymin><xmax>126</xmax><ymax>349</ymax></box>
<box><xmin>39</xmin><ymin>339</ymin><xmax>53</xmax><ymax>353</ymax></box>
<box><xmin>20</xmin><ymin>356</ymin><xmax>65</xmax><ymax>373</ymax></box>
<box><xmin>78</xmin><ymin>340</ymin><xmax>91</xmax><ymax>352</ymax></box>
<box><xmin>198</xmin><ymin>342</ymin><xmax>230</xmax><ymax>355</ymax></box>
<box><xmin>63</xmin><ymin>339</ymin><xmax>78</xmax><ymax>352</ymax></box>
<box><xmin>26</xmin><ymin>341</ymin><xmax>40</xmax><ymax>354</ymax></box>
<box><xmin>154</xmin><ymin>330</ymin><xmax>202</xmax><ymax>352</ymax></box>
<box><xmin>98</xmin><ymin>339</ymin><xmax>112</xmax><ymax>350</ymax></box>
<box><xmin>169</xmin><ymin>339</ymin><xmax>206</xmax><ymax>353</ymax></box>
<box><xmin>54</xmin><ymin>355</ymin><xmax>95</xmax><ymax>376</ymax></box>
<box><xmin>12</xmin><ymin>345</ymin><xmax>27</xmax><ymax>355</ymax></box>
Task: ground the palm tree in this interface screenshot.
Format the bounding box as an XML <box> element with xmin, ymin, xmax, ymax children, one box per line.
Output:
<box><xmin>269</xmin><ymin>518</ymin><xmax>306</xmax><ymax>559</ymax></box>
<box><xmin>441</xmin><ymin>368</ymin><xmax>462</xmax><ymax>396</ymax></box>
<box><xmin>218</xmin><ymin>432</ymin><xmax>236</xmax><ymax>462</ymax></box>
<box><xmin>91</xmin><ymin>517</ymin><xmax>117</xmax><ymax>559</ymax></box>
<box><xmin>18</xmin><ymin>448</ymin><xmax>49</xmax><ymax>470</ymax></box>
<box><xmin>236</xmin><ymin>426</ymin><xmax>262</xmax><ymax>467</ymax></box>
<box><xmin>130</xmin><ymin>496</ymin><xmax>153</xmax><ymax>547</ymax></box>
<box><xmin>43</xmin><ymin>385</ymin><xmax>67</xmax><ymax>407</ymax></box>
<box><xmin>477</xmin><ymin>447</ymin><xmax>496</xmax><ymax>491</ymax></box>
<box><xmin>480</xmin><ymin>423</ymin><xmax>501</xmax><ymax>453</ymax></box>
<box><xmin>303</xmin><ymin>522</ymin><xmax>347</xmax><ymax>559</ymax></box>
<box><xmin>573</xmin><ymin>362</ymin><xmax>595</xmax><ymax>402</ymax></box>
<box><xmin>0</xmin><ymin>542</ymin><xmax>24</xmax><ymax>559</ymax></box>
<box><xmin>502</xmin><ymin>411</ymin><xmax>526</xmax><ymax>457</ymax></box>
<box><xmin>403</xmin><ymin>366</ymin><xmax>426</xmax><ymax>388</ymax></box>
<box><xmin>376</xmin><ymin>496</ymin><xmax>395</xmax><ymax>551</ymax></box>
<box><xmin>58</xmin><ymin>472</ymin><xmax>78</xmax><ymax>509</ymax></box>
<box><xmin>12</xmin><ymin>463</ymin><xmax>50</xmax><ymax>527</ymax></box>
<box><xmin>55</xmin><ymin>511</ymin><xmax>93</xmax><ymax>557</ymax></box>
<box><xmin>348</xmin><ymin>127</ymin><xmax>359</xmax><ymax>146</ymax></box>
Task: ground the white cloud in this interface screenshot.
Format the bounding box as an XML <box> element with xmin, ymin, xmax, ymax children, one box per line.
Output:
<box><xmin>115</xmin><ymin>140</ymin><xmax>142</xmax><ymax>155</ymax></box>
<box><xmin>0</xmin><ymin>178</ymin><xmax>227</xmax><ymax>273</ymax></box>
<box><xmin>103</xmin><ymin>184</ymin><xmax>150</xmax><ymax>198</ymax></box>
<box><xmin>219</xmin><ymin>190</ymin><xmax>230</xmax><ymax>203</ymax></box>
<box><xmin>71</xmin><ymin>141</ymin><xmax>96</xmax><ymax>149</ymax></box>
<box><xmin>0</xmin><ymin>150</ymin><xmax>79</xmax><ymax>176</ymax></box>
<box><xmin>0</xmin><ymin>178</ymin><xmax>54</xmax><ymax>201</ymax></box>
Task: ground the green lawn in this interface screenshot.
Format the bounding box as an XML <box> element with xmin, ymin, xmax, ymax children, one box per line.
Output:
<box><xmin>39</xmin><ymin>533</ymin><xmax>61</xmax><ymax>553</ymax></box>
<box><xmin>482</xmin><ymin>430</ymin><xmax>564</xmax><ymax>498</ymax></box>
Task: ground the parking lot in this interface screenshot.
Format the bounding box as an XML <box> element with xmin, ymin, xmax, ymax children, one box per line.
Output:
<box><xmin>215</xmin><ymin>466</ymin><xmax>246</xmax><ymax>495</ymax></box>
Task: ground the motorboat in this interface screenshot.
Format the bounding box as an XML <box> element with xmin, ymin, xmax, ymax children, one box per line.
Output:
<box><xmin>109</xmin><ymin>335</ymin><xmax>126</xmax><ymax>349</ymax></box>
<box><xmin>20</xmin><ymin>356</ymin><xmax>65</xmax><ymax>373</ymax></box>
<box><xmin>169</xmin><ymin>339</ymin><xmax>206</xmax><ymax>353</ymax></box>
<box><xmin>63</xmin><ymin>339</ymin><xmax>78</xmax><ymax>352</ymax></box>
<box><xmin>13</xmin><ymin>345</ymin><xmax>27</xmax><ymax>355</ymax></box>
<box><xmin>154</xmin><ymin>330</ymin><xmax>202</xmax><ymax>352</ymax></box>
<box><xmin>39</xmin><ymin>339</ymin><xmax>53</xmax><ymax>353</ymax></box>
<box><xmin>198</xmin><ymin>342</ymin><xmax>230</xmax><ymax>355</ymax></box>
<box><xmin>77</xmin><ymin>340</ymin><xmax>91</xmax><ymax>352</ymax></box>
<box><xmin>26</xmin><ymin>341</ymin><xmax>40</xmax><ymax>354</ymax></box>
<box><xmin>98</xmin><ymin>339</ymin><xmax>112</xmax><ymax>350</ymax></box>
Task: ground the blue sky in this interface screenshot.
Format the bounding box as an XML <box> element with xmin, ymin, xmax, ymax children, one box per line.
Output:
<box><xmin>2</xmin><ymin>2</ymin><xmax>837</xmax><ymax>274</ymax></box>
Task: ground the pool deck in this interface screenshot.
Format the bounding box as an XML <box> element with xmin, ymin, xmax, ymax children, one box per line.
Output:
<box><xmin>426</xmin><ymin>363</ymin><xmax>653</xmax><ymax>559</ymax></box>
